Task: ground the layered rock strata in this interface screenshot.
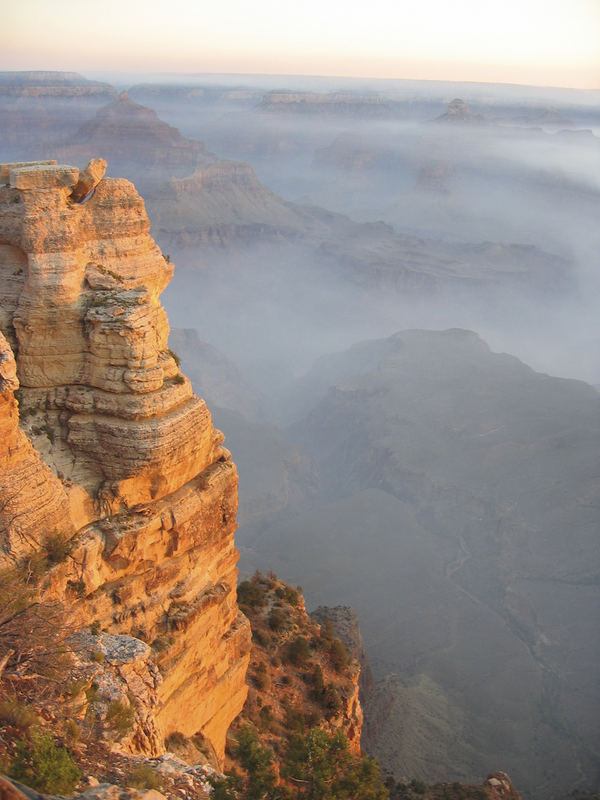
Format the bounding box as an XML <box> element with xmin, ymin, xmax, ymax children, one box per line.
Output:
<box><xmin>0</xmin><ymin>160</ymin><xmax>251</xmax><ymax>763</ymax></box>
<box><xmin>60</xmin><ymin>92</ymin><xmax>211</xmax><ymax>192</ymax></box>
<box><xmin>0</xmin><ymin>331</ymin><xmax>71</xmax><ymax>559</ymax></box>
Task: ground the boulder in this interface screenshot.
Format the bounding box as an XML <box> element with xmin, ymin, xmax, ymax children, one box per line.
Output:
<box><xmin>71</xmin><ymin>157</ymin><xmax>107</xmax><ymax>202</ymax></box>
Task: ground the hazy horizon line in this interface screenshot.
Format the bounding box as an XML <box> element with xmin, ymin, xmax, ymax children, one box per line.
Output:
<box><xmin>3</xmin><ymin>66</ymin><xmax>598</xmax><ymax>95</ymax></box>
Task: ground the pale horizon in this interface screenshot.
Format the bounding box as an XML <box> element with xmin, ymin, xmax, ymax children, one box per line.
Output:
<box><xmin>4</xmin><ymin>0</ymin><xmax>600</xmax><ymax>91</ymax></box>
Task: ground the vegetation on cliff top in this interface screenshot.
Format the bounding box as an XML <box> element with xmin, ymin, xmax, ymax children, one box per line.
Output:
<box><xmin>214</xmin><ymin>571</ymin><xmax>388</xmax><ymax>799</ymax></box>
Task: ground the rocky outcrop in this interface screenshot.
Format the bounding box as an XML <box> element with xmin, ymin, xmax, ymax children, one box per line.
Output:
<box><xmin>232</xmin><ymin>573</ymin><xmax>364</xmax><ymax>757</ymax></box>
<box><xmin>310</xmin><ymin>606</ymin><xmax>374</xmax><ymax>701</ymax></box>
<box><xmin>146</xmin><ymin>161</ymin><xmax>303</xmax><ymax>246</ymax></box>
<box><xmin>484</xmin><ymin>772</ymin><xmax>522</xmax><ymax>800</ymax></box>
<box><xmin>0</xmin><ymin>160</ymin><xmax>250</xmax><ymax>764</ymax></box>
<box><xmin>0</xmin><ymin>768</ymin><xmax>214</xmax><ymax>800</ymax></box>
<box><xmin>435</xmin><ymin>98</ymin><xmax>484</xmax><ymax>124</ymax></box>
<box><xmin>59</xmin><ymin>93</ymin><xmax>211</xmax><ymax>192</ymax></box>
<box><xmin>71</xmin><ymin>158</ymin><xmax>107</xmax><ymax>203</ymax></box>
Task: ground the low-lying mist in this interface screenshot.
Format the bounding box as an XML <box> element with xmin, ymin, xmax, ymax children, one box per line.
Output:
<box><xmin>138</xmin><ymin>78</ymin><xmax>600</xmax><ymax>392</ymax></box>
<box><xmin>163</xmin><ymin>237</ymin><xmax>600</xmax><ymax>409</ymax></box>
<box><xmin>2</xmin><ymin>69</ymin><xmax>598</xmax><ymax>798</ymax></box>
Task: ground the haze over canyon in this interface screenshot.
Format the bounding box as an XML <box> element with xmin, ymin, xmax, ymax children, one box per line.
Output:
<box><xmin>0</xmin><ymin>69</ymin><xmax>598</xmax><ymax>800</ymax></box>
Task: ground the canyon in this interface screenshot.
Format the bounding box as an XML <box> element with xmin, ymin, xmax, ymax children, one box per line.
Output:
<box><xmin>0</xmin><ymin>70</ymin><xmax>598</xmax><ymax>800</ymax></box>
<box><xmin>232</xmin><ymin>328</ymin><xmax>600</xmax><ymax>799</ymax></box>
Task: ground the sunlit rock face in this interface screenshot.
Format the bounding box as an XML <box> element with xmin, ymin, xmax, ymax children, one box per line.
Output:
<box><xmin>0</xmin><ymin>160</ymin><xmax>251</xmax><ymax>763</ymax></box>
<box><xmin>0</xmin><ymin>330</ymin><xmax>72</xmax><ymax>559</ymax></box>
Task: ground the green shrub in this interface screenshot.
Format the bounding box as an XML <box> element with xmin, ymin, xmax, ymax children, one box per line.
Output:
<box><xmin>284</xmin><ymin>706</ymin><xmax>307</xmax><ymax>734</ymax></box>
<box><xmin>329</xmin><ymin>637</ymin><xmax>350</xmax><ymax>673</ymax></box>
<box><xmin>85</xmin><ymin>682</ymin><xmax>99</xmax><ymax>703</ymax></box>
<box><xmin>268</xmin><ymin>608</ymin><xmax>286</xmax><ymax>631</ymax></box>
<box><xmin>234</xmin><ymin>725</ymin><xmax>277</xmax><ymax>800</ymax></box>
<box><xmin>64</xmin><ymin>679</ymin><xmax>87</xmax><ymax>699</ymax></box>
<box><xmin>95</xmin><ymin>265</ymin><xmax>124</xmax><ymax>283</ymax></box>
<box><xmin>173</xmin><ymin>374</ymin><xmax>185</xmax><ymax>385</ymax></box>
<box><xmin>64</xmin><ymin>719</ymin><xmax>80</xmax><ymax>744</ymax></box>
<box><xmin>323</xmin><ymin>685</ymin><xmax>343</xmax><ymax>715</ymax></box>
<box><xmin>284</xmin><ymin>728</ymin><xmax>388</xmax><ymax>799</ymax></box>
<box><xmin>286</xmin><ymin>636</ymin><xmax>310</xmax><ymax>666</ymax></box>
<box><xmin>66</xmin><ymin>578</ymin><xmax>86</xmax><ymax>598</ymax></box>
<box><xmin>208</xmin><ymin>772</ymin><xmax>243</xmax><ymax>800</ymax></box>
<box><xmin>8</xmin><ymin>732</ymin><xmax>81</xmax><ymax>794</ymax></box>
<box><xmin>238</xmin><ymin>580</ymin><xmax>266</xmax><ymax>610</ymax></box>
<box><xmin>0</xmin><ymin>700</ymin><xmax>38</xmax><ymax>732</ymax></box>
<box><xmin>105</xmin><ymin>699</ymin><xmax>135</xmax><ymax>735</ymax></box>
<box><xmin>310</xmin><ymin>664</ymin><xmax>325</xmax><ymax>703</ymax></box>
<box><xmin>90</xmin><ymin>620</ymin><xmax>101</xmax><ymax>635</ymax></box>
<box><xmin>258</xmin><ymin>705</ymin><xmax>273</xmax><ymax>731</ymax></box>
<box><xmin>275</xmin><ymin>585</ymin><xmax>300</xmax><ymax>606</ymax></box>
<box><xmin>92</xmin><ymin>650</ymin><xmax>104</xmax><ymax>663</ymax></box>
<box><xmin>252</xmin><ymin>627</ymin><xmax>270</xmax><ymax>647</ymax></box>
<box><xmin>254</xmin><ymin>661</ymin><xmax>270</xmax><ymax>691</ymax></box>
<box><xmin>167</xmin><ymin>348</ymin><xmax>180</xmax><ymax>366</ymax></box>
<box><xmin>319</xmin><ymin>619</ymin><xmax>335</xmax><ymax>650</ymax></box>
<box><xmin>125</xmin><ymin>763</ymin><xmax>163</xmax><ymax>789</ymax></box>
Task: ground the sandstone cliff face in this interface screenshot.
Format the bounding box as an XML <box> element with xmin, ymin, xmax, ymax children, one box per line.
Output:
<box><xmin>0</xmin><ymin>331</ymin><xmax>72</xmax><ymax>559</ymax></box>
<box><xmin>0</xmin><ymin>160</ymin><xmax>250</xmax><ymax>764</ymax></box>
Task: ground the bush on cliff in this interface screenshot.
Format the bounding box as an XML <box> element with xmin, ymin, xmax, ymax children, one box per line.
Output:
<box><xmin>211</xmin><ymin>725</ymin><xmax>281</xmax><ymax>799</ymax></box>
<box><xmin>286</xmin><ymin>636</ymin><xmax>310</xmax><ymax>666</ymax></box>
<box><xmin>238</xmin><ymin>580</ymin><xmax>267</xmax><ymax>611</ymax></box>
<box><xmin>0</xmin><ymin>562</ymin><xmax>72</xmax><ymax>684</ymax></box>
<box><xmin>8</xmin><ymin>731</ymin><xmax>81</xmax><ymax>794</ymax></box>
<box><xmin>213</xmin><ymin>725</ymin><xmax>388</xmax><ymax>799</ymax></box>
<box><xmin>284</xmin><ymin>727</ymin><xmax>388</xmax><ymax>799</ymax></box>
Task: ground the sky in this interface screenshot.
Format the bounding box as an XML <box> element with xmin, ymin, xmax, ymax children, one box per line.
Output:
<box><xmin>3</xmin><ymin>0</ymin><xmax>600</xmax><ymax>89</ymax></box>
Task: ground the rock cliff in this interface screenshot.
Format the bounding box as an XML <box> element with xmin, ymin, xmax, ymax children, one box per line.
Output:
<box><xmin>0</xmin><ymin>160</ymin><xmax>251</xmax><ymax>764</ymax></box>
<box><xmin>434</xmin><ymin>98</ymin><xmax>484</xmax><ymax>124</ymax></box>
<box><xmin>248</xmin><ymin>328</ymin><xmax>600</xmax><ymax>798</ymax></box>
<box><xmin>258</xmin><ymin>91</ymin><xmax>390</xmax><ymax>117</ymax></box>
<box><xmin>0</xmin><ymin>73</ymin><xmax>117</xmax><ymax>159</ymax></box>
<box><xmin>233</xmin><ymin>573</ymin><xmax>363</xmax><ymax>759</ymax></box>
<box><xmin>310</xmin><ymin>606</ymin><xmax>374</xmax><ymax>703</ymax></box>
<box><xmin>58</xmin><ymin>93</ymin><xmax>212</xmax><ymax>193</ymax></box>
